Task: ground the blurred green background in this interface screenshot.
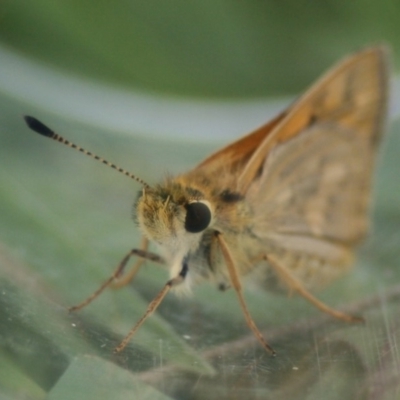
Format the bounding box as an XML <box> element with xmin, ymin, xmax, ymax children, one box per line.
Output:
<box><xmin>1</xmin><ymin>1</ymin><xmax>400</xmax><ymax>400</ymax></box>
<box><xmin>1</xmin><ymin>0</ymin><xmax>400</xmax><ymax>97</ymax></box>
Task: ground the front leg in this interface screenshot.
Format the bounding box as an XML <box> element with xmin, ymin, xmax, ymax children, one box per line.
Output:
<box><xmin>69</xmin><ymin>237</ymin><xmax>165</xmax><ymax>312</ymax></box>
<box><xmin>215</xmin><ymin>232</ymin><xmax>276</xmax><ymax>356</ymax></box>
<box><xmin>114</xmin><ymin>258</ymin><xmax>188</xmax><ymax>353</ymax></box>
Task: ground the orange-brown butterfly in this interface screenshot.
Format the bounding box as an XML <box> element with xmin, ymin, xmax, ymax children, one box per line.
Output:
<box><xmin>25</xmin><ymin>46</ymin><xmax>389</xmax><ymax>356</ymax></box>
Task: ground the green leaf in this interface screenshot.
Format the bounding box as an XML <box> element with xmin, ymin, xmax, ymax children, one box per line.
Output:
<box><xmin>48</xmin><ymin>355</ymin><xmax>174</xmax><ymax>400</ymax></box>
<box><xmin>0</xmin><ymin>349</ymin><xmax>46</xmax><ymax>400</ymax></box>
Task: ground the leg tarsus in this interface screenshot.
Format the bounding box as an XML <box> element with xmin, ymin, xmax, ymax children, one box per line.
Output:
<box><xmin>68</xmin><ymin>253</ymin><xmax>130</xmax><ymax>313</ymax></box>
<box><xmin>114</xmin><ymin>261</ymin><xmax>187</xmax><ymax>353</ymax></box>
<box><xmin>215</xmin><ymin>232</ymin><xmax>276</xmax><ymax>356</ymax></box>
<box><xmin>266</xmin><ymin>254</ymin><xmax>364</xmax><ymax>323</ymax></box>
<box><xmin>69</xmin><ymin>237</ymin><xmax>164</xmax><ymax>313</ymax></box>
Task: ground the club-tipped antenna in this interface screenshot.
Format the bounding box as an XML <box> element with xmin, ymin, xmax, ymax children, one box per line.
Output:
<box><xmin>24</xmin><ymin>116</ymin><xmax>151</xmax><ymax>189</ymax></box>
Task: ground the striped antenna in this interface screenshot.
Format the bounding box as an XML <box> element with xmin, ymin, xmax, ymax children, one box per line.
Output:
<box><xmin>24</xmin><ymin>116</ymin><xmax>151</xmax><ymax>189</ymax></box>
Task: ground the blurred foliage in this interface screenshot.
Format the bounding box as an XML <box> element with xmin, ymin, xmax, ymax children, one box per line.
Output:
<box><xmin>1</xmin><ymin>1</ymin><xmax>400</xmax><ymax>399</ymax></box>
<box><xmin>0</xmin><ymin>0</ymin><xmax>399</xmax><ymax>97</ymax></box>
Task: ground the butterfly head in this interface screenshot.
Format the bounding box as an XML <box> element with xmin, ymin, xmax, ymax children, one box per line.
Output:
<box><xmin>135</xmin><ymin>183</ymin><xmax>213</xmax><ymax>273</ymax></box>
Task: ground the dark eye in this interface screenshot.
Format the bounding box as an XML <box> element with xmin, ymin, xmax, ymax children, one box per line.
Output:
<box><xmin>184</xmin><ymin>202</ymin><xmax>211</xmax><ymax>233</ymax></box>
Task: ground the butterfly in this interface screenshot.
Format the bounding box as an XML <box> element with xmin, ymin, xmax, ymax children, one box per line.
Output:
<box><xmin>25</xmin><ymin>46</ymin><xmax>389</xmax><ymax>356</ymax></box>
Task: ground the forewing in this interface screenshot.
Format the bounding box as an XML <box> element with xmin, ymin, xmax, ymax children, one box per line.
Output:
<box><xmin>250</xmin><ymin>123</ymin><xmax>373</xmax><ymax>243</ymax></box>
<box><xmin>246</xmin><ymin>47</ymin><xmax>389</xmax><ymax>286</ymax></box>
<box><xmin>180</xmin><ymin>110</ymin><xmax>288</xmax><ymax>195</ymax></box>
<box><xmin>239</xmin><ymin>46</ymin><xmax>389</xmax><ymax>195</ymax></box>
<box><xmin>193</xmin><ymin>111</ymin><xmax>287</xmax><ymax>175</ymax></box>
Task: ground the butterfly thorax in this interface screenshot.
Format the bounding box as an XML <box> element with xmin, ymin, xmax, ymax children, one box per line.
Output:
<box><xmin>135</xmin><ymin>173</ymin><xmax>261</xmax><ymax>287</ymax></box>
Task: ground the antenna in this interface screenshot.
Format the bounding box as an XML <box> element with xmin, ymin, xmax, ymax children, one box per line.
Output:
<box><xmin>24</xmin><ymin>116</ymin><xmax>151</xmax><ymax>189</ymax></box>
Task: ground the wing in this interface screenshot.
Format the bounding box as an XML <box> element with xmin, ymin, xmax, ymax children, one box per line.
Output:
<box><xmin>180</xmin><ymin>109</ymin><xmax>288</xmax><ymax>196</ymax></box>
<box><xmin>240</xmin><ymin>46</ymin><xmax>388</xmax><ymax>194</ymax></box>
<box><xmin>193</xmin><ymin>111</ymin><xmax>288</xmax><ymax>175</ymax></box>
<box><xmin>246</xmin><ymin>47</ymin><xmax>389</xmax><ymax>288</ymax></box>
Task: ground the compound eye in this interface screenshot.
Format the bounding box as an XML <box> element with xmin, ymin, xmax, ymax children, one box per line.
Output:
<box><xmin>184</xmin><ymin>201</ymin><xmax>211</xmax><ymax>233</ymax></box>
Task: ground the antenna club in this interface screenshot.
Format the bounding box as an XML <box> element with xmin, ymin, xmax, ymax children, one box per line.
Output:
<box><xmin>23</xmin><ymin>115</ymin><xmax>152</xmax><ymax>188</ymax></box>
<box><xmin>24</xmin><ymin>116</ymin><xmax>55</xmax><ymax>138</ymax></box>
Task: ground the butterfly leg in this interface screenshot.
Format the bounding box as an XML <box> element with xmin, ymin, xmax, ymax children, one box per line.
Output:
<box><xmin>112</xmin><ymin>237</ymin><xmax>149</xmax><ymax>288</ymax></box>
<box><xmin>265</xmin><ymin>254</ymin><xmax>363</xmax><ymax>323</ymax></box>
<box><xmin>114</xmin><ymin>258</ymin><xmax>188</xmax><ymax>353</ymax></box>
<box><xmin>69</xmin><ymin>237</ymin><xmax>164</xmax><ymax>312</ymax></box>
<box><xmin>215</xmin><ymin>232</ymin><xmax>276</xmax><ymax>356</ymax></box>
